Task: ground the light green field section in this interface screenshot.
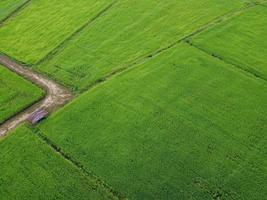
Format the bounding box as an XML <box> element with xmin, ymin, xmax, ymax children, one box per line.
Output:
<box><xmin>0</xmin><ymin>0</ymin><xmax>111</xmax><ymax>64</ymax></box>
<box><xmin>0</xmin><ymin>65</ymin><xmax>43</xmax><ymax>124</ymax></box>
<box><xmin>190</xmin><ymin>6</ymin><xmax>267</xmax><ymax>80</ymax></box>
<box><xmin>0</xmin><ymin>125</ymin><xmax>110</xmax><ymax>200</ymax></box>
<box><xmin>0</xmin><ymin>0</ymin><xmax>27</xmax><ymax>21</ymax></box>
<box><xmin>36</xmin><ymin>0</ymin><xmax>245</xmax><ymax>92</ymax></box>
<box><xmin>39</xmin><ymin>43</ymin><xmax>267</xmax><ymax>199</ymax></box>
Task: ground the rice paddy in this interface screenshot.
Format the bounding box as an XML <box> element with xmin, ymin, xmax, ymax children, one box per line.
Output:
<box><xmin>35</xmin><ymin>0</ymin><xmax>244</xmax><ymax>92</ymax></box>
<box><xmin>38</xmin><ymin>43</ymin><xmax>267</xmax><ymax>199</ymax></box>
<box><xmin>0</xmin><ymin>125</ymin><xmax>113</xmax><ymax>199</ymax></box>
<box><xmin>0</xmin><ymin>0</ymin><xmax>266</xmax><ymax>199</ymax></box>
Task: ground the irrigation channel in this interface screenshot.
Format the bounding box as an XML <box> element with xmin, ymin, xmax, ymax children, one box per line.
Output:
<box><xmin>0</xmin><ymin>55</ymin><xmax>73</xmax><ymax>137</ymax></box>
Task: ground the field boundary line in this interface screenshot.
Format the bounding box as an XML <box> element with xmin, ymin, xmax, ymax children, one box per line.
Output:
<box><xmin>35</xmin><ymin>0</ymin><xmax>118</xmax><ymax>66</ymax></box>
<box><xmin>185</xmin><ymin>40</ymin><xmax>267</xmax><ymax>83</ymax></box>
<box><xmin>0</xmin><ymin>0</ymin><xmax>32</xmax><ymax>27</ymax></box>
<box><xmin>0</xmin><ymin>50</ymin><xmax>28</xmax><ymax>66</ymax></box>
<box><xmin>32</xmin><ymin>127</ymin><xmax>124</xmax><ymax>200</ymax></box>
<box><xmin>182</xmin><ymin>2</ymin><xmax>258</xmax><ymax>40</ymax></box>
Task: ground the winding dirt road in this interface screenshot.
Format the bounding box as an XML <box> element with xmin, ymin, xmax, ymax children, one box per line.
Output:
<box><xmin>0</xmin><ymin>55</ymin><xmax>73</xmax><ymax>137</ymax></box>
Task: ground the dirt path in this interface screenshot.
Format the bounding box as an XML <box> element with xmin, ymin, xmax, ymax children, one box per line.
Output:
<box><xmin>0</xmin><ymin>55</ymin><xmax>73</xmax><ymax>137</ymax></box>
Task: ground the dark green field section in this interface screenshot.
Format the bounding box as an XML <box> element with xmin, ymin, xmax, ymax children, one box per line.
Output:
<box><xmin>36</xmin><ymin>0</ymin><xmax>245</xmax><ymax>92</ymax></box>
<box><xmin>0</xmin><ymin>125</ymin><xmax>110</xmax><ymax>200</ymax></box>
<box><xmin>0</xmin><ymin>0</ymin><xmax>111</xmax><ymax>64</ymax></box>
<box><xmin>39</xmin><ymin>43</ymin><xmax>267</xmax><ymax>199</ymax></box>
<box><xmin>190</xmin><ymin>6</ymin><xmax>267</xmax><ymax>80</ymax></box>
<box><xmin>0</xmin><ymin>0</ymin><xmax>27</xmax><ymax>21</ymax></box>
<box><xmin>0</xmin><ymin>65</ymin><xmax>43</xmax><ymax>124</ymax></box>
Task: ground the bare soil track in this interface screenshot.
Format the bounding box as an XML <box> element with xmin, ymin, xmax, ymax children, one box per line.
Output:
<box><xmin>0</xmin><ymin>55</ymin><xmax>73</xmax><ymax>137</ymax></box>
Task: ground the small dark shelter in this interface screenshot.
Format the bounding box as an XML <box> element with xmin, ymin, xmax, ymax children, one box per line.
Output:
<box><xmin>28</xmin><ymin>109</ymin><xmax>48</xmax><ymax>124</ymax></box>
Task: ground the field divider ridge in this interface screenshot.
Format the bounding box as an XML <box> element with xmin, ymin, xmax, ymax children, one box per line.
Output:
<box><xmin>35</xmin><ymin>0</ymin><xmax>118</xmax><ymax>66</ymax></box>
<box><xmin>0</xmin><ymin>0</ymin><xmax>32</xmax><ymax>27</ymax></box>
<box><xmin>182</xmin><ymin>2</ymin><xmax>258</xmax><ymax>40</ymax></box>
<box><xmin>185</xmin><ymin>40</ymin><xmax>267</xmax><ymax>83</ymax></box>
<box><xmin>31</xmin><ymin>126</ymin><xmax>125</xmax><ymax>200</ymax></box>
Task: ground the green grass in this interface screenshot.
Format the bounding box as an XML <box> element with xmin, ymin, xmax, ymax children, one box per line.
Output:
<box><xmin>36</xmin><ymin>0</ymin><xmax>245</xmax><ymax>92</ymax></box>
<box><xmin>190</xmin><ymin>5</ymin><xmax>267</xmax><ymax>80</ymax></box>
<box><xmin>0</xmin><ymin>65</ymin><xmax>43</xmax><ymax>124</ymax></box>
<box><xmin>0</xmin><ymin>0</ymin><xmax>111</xmax><ymax>64</ymax></box>
<box><xmin>0</xmin><ymin>125</ymin><xmax>111</xmax><ymax>200</ymax></box>
<box><xmin>39</xmin><ymin>43</ymin><xmax>267</xmax><ymax>199</ymax></box>
<box><xmin>0</xmin><ymin>0</ymin><xmax>27</xmax><ymax>21</ymax></box>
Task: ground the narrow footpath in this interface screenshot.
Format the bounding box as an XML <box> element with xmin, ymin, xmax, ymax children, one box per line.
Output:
<box><xmin>0</xmin><ymin>55</ymin><xmax>73</xmax><ymax>137</ymax></box>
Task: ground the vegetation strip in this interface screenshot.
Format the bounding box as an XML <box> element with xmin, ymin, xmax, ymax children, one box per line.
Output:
<box><xmin>0</xmin><ymin>55</ymin><xmax>73</xmax><ymax>137</ymax></box>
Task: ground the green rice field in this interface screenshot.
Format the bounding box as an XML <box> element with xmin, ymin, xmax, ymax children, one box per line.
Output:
<box><xmin>0</xmin><ymin>125</ymin><xmax>112</xmax><ymax>199</ymax></box>
<box><xmin>39</xmin><ymin>43</ymin><xmax>267</xmax><ymax>199</ymax></box>
<box><xmin>0</xmin><ymin>0</ymin><xmax>266</xmax><ymax>199</ymax></box>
